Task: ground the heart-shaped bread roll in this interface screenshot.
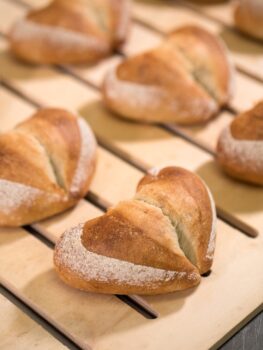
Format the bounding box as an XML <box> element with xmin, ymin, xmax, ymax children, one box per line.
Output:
<box><xmin>234</xmin><ymin>0</ymin><xmax>263</xmax><ymax>41</ymax></box>
<box><xmin>0</xmin><ymin>108</ymin><xmax>97</xmax><ymax>227</ymax></box>
<box><xmin>217</xmin><ymin>101</ymin><xmax>263</xmax><ymax>186</ymax></box>
<box><xmin>9</xmin><ymin>0</ymin><xmax>130</xmax><ymax>64</ymax></box>
<box><xmin>54</xmin><ymin>167</ymin><xmax>216</xmax><ymax>295</ymax></box>
<box><xmin>103</xmin><ymin>25</ymin><xmax>234</xmax><ymax>125</ymax></box>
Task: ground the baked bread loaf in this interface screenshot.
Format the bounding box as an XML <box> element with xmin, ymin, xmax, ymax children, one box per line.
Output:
<box><xmin>0</xmin><ymin>108</ymin><xmax>97</xmax><ymax>227</ymax></box>
<box><xmin>9</xmin><ymin>0</ymin><xmax>130</xmax><ymax>64</ymax></box>
<box><xmin>102</xmin><ymin>25</ymin><xmax>234</xmax><ymax>125</ymax></box>
<box><xmin>234</xmin><ymin>0</ymin><xmax>263</xmax><ymax>41</ymax></box>
<box><xmin>54</xmin><ymin>166</ymin><xmax>216</xmax><ymax>295</ymax></box>
<box><xmin>217</xmin><ymin>101</ymin><xmax>263</xmax><ymax>185</ymax></box>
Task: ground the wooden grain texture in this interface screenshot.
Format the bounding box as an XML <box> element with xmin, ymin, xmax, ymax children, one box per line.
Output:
<box><xmin>0</xmin><ymin>293</ymin><xmax>67</xmax><ymax>350</ymax></box>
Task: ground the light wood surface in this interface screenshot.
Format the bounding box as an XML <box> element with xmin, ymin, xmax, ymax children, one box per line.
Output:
<box><xmin>0</xmin><ymin>293</ymin><xmax>67</xmax><ymax>350</ymax></box>
<box><xmin>0</xmin><ymin>0</ymin><xmax>262</xmax><ymax>349</ymax></box>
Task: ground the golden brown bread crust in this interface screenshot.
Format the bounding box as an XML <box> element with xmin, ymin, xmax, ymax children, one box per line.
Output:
<box><xmin>102</xmin><ymin>25</ymin><xmax>234</xmax><ymax>125</ymax></box>
<box><xmin>166</xmin><ymin>26</ymin><xmax>233</xmax><ymax>105</ymax></box>
<box><xmin>230</xmin><ymin>102</ymin><xmax>263</xmax><ymax>141</ymax></box>
<box><xmin>217</xmin><ymin>101</ymin><xmax>263</xmax><ymax>185</ymax></box>
<box><xmin>0</xmin><ymin>108</ymin><xmax>97</xmax><ymax>227</ymax></box>
<box><xmin>9</xmin><ymin>0</ymin><xmax>130</xmax><ymax>64</ymax></box>
<box><xmin>136</xmin><ymin>167</ymin><xmax>216</xmax><ymax>275</ymax></box>
<box><xmin>54</xmin><ymin>166</ymin><xmax>216</xmax><ymax>295</ymax></box>
<box><xmin>54</xmin><ymin>223</ymin><xmax>201</xmax><ymax>295</ymax></box>
<box><xmin>234</xmin><ymin>0</ymin><xmax>263</xmax><ymax>41</ymax></box>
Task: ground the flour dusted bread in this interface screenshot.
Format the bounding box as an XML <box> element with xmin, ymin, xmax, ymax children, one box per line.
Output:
<box><xmin>54</xmin><ymin>167</ymin><xmax>216</xmax><ymax>295</ymax></box>
<box><xmin>0</xmin><ymin>108</ymin><xmax>97</xmax><ymax>227</ymax></box>
<box><xmin>217</xmin><ymin>101</ymin><xmax>263</xmax><ymax>185</ymax></box>
<box><xmin>234</xmin><ymin>0</ymin><xmax>263</xmax><ymax>41</ymax></box>
<box><xmin>103</xmin><ymin>25</ymin><xmax>234</xmax><ymax>125</ymax></box>
<box><xmin>9</xmin><ymin>0</ymin><xmax>130</xmax><ymax>64</ymax></box>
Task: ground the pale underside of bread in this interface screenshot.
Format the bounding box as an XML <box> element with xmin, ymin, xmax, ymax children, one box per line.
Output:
<box><xmin>54</xmin><ymin>167</ymin><xmax>215</xmax><ymax>295</ymax></box>
<box><xmin>234</xmin><ymin>0</ymin><xmax>263</xmax><ymax>41</ymax></box>
<box><xmin>9</xmin><ymin>0</ymin><xmax>130</xmax><ymax>64</ymax></box>
<box><xmin>102</xmin><ymin>25</ymin><xmax>234</xmax><ymax>124</ymax></box>
<box><xmin>0</xmin><ymin>109</ymin><xmax>97</xmax><ymax>226</ymax></box>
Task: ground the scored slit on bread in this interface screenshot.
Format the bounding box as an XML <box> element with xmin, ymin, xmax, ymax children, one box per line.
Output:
<box><xmin>54</xmin><ymin>166</ymin><xmax>216</xmax><ymax>295</ymax></box>
<box><xmin>9</xmin><ymin>0</ymin><xmax>130</xmax><ymax>64</ymax></box>
<box><xmin>103</xmin><ymin>25</ymin><xmax>234</xmax><ymax>125</ymax></box>
<box><xmin>0</xmin><ymin>108</ymin><xmax>97</xmax><ymax>227</ymax></box>
<box><xmin>164</xmin><ymin>26</ymin><xmax>234</xmax><ymax>105</ymax></box>
<box><xmin>136</xmin><ymin>167</ymin><xmax>216</xmax><ymax>275</ymax></box>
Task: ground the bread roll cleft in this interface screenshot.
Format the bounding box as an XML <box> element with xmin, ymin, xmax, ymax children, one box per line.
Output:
<box><xmin>0</xmin><ymin>108</ymin><xmax>97</xmax><ymax>227</ymax></box>
<box><xmin>54</xmin><ymin>166</ymin><xmax>216</xmax><ymax>295</ymax></box>
<box><xmin>9</xmin><ymin>0</ymin><xmax>130</xmax><ymax>64</ymax></box>
<box><xmin>102</xmin><ymin>25</ymin><xmax>234</xmax><ymax>125</ymax></box>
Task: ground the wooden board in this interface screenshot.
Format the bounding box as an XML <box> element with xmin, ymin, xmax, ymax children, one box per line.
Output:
<box><xmin>0</xmin><ymin>0</ymin><xmax>263</xmax><ymax>349</ymax></box>
<box><xmin>0</xmin><ymin>293</ymin><xmax>67</xmax><ymax>350</ymax></box>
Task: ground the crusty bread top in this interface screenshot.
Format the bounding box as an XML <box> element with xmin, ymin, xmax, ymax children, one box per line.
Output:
<box><xmin>0</xmin><ymin>108</ymin><xmax>97</xmax><ymax>226</ymax></box>
<box><xmin>136</xmin><ymin>167</ymin><xmax>216</xmax><ymax>274</ymax></box>
<box><xmin>230</xmin><ymin>101</ymin><xmax>263</xmax><ymax>141</ymax></box>
<box><xmin>9</xmin><ymin>0</ymin><xmax>130</xmax><ymax>64</ymax></box>
<box><xmin>103</xmin><ymin>25</ymin><xmax>234</xmax><ymax>124</ymax></box>
<box><xmin>81</xmin><ymin>166</ymin><xmax>216</xmax><ymax>276</ymax></box>
<box><xmin>16</xmin><ymin>109</ymin><xmax>81</xmax><ymax>192</ymax></box>
<box><xmin>165</xmin><ymin>26</ymin><xmax>234</xmax><ymax>105</ymax></box>
<box><xmin>116</xmin><ymin>25</ymin><xmax>233</xmax><ymax>106</ymax></box>
<box><xmin>117</xmin><ymin>48</ymin><xmax>215</xmax><ymax>106</ymax></box>
<box><xmin>82</xmin><ymin>200</ymin><xmax>196</xmax><ymax>273</ymax></box>
<box><xmin>25</xmin><ymin>0</ymin><xmax>128</xmax><ymax>48</ymax></box>
<box><xmin>0</xmin><ymin>108</ymin><xmax>96</xmax><ymax>198</ymax></box>
<box><xmin>54</xmin><ymin>166</ymin><xmax>214</xmax><ymax>294</ymax></box>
